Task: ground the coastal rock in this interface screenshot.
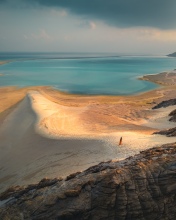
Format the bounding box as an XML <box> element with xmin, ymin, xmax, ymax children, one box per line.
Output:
<box><xmin>169</xmin><ymin>109</ymin><xmax>176</xmax><ymax>122</ymax></box>
<box><xmin>152</xmin><ymin>102</ymin><xmax>176</xmax><ymax>136</ymax></box>
<box><xmin>153</xmin><ymin>127</ymin><xmax>176</xmax><ymax>137</ymax></box>
<box><xmin>152</xmin><ymin>98</ymin><xmax>176</xmax><ymax>109</ymax></box>
<box><xmin>0</xmin><ymin>178</ymin><xmax>61</xmax><ymax>201</ymax></box>
<box><xmin>1</xmin><ymin>143</ymin><xmax>176</xmax><ymax>219</ymax></box>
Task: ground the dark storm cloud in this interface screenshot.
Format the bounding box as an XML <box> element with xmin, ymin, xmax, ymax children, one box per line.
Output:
<box><xmin>1</xmin><ymin>0</ymin><xmax>176</xmax><ymax>29</ymax></box>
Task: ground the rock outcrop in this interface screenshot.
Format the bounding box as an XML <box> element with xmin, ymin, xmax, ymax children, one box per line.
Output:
<box><xmin>152</xmin><ymin>98</ymin><xmax>176</xmax><ymax>109</ymax></box>
<box><xmin>153</xmin><ymin>127</ymin><xmax>176</xmax><ymax>137</ymax></box>
<box><xmin>0</xmin><ymin>143</ymin><xmax>176</xmax><ymax>220</ymax></box>
<box><xmin>169</xmin><ymin>109</ymin><xmax>176</xmax><ymax>122</ymax></box>
<box><xmin>152</xmin><ymin>100</ymin><xmax>176</xmax><ymax>137</ymax></box>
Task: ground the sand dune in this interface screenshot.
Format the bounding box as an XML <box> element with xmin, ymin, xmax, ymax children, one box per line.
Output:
<box><xmin>0</xmin><ymin>93</ymin><xmax>118</xmax><ymax>193</ymax></box>
<box><xmin>0</xmin><ymin>90</ymin><xmax>176</xmax><ymax>193</ymax></box>
<box><xmin>28</xmin><ymin>91</ymin><xmax>90</xmax><ymax>138</ymax></box>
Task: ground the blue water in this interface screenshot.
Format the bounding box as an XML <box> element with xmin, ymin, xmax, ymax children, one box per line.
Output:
<box><xmin>0</xmin><ymin>53</ymin><xmax>175</xmax><ymax>95</ymax></box>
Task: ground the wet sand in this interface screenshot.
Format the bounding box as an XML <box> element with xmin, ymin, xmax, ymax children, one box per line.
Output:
<box><xmin>0</xmin><ymin>71</ymin><xmax>176</xmax><ymax>193</ymax></box>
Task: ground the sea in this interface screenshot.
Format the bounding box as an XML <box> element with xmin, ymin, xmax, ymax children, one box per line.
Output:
<box><xmin>0</xmin><ymin>52</ymin><xmax>175</xmax><ymax>95</ymax></box>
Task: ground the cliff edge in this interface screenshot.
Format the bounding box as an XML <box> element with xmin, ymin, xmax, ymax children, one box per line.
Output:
<box><xmin>0</xmin><ymin>143</ymin><xmax>176</xmax><ymax>220</ymax></box>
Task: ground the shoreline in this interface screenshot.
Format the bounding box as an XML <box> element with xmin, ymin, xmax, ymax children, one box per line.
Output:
<box><xmin>0</xmin><ymin>69</ymin><xmax>176</xmax><ymax>193</ymax></box>
<box><xmin>139</xmin><ymin>69</ymin><xmax>176</xmax><ymax>86</ymax></box>
<box><xmin>1</xmin><ymin>70</ymin><xmax>176</xmax><ymax>139</ymax></box>
<box><xmin>0</xmin><ymin>57</ymin><xmax>175</xmax><ymax>97</ymax></box>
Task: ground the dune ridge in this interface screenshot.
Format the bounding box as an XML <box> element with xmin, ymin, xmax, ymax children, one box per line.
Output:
<box><xmin>28</xmin><ymin>91</ymin><xmax>90</xmax><ymax>138</ymax></box>
<box><xmin>0</xmin><ymin>73</ymin><xmax>176</xmax><ymax>193</ymax></box>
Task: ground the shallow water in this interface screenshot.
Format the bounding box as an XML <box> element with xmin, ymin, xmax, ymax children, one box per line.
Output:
<box><xmin>0</xmin><ymin>53</ymin><xmax>175</xmax><ymax>95</ymax></box>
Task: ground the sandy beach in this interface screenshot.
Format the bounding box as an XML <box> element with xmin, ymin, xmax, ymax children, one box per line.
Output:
<box><xmin>0</xmin><ymin>71</ymin><xmax>176</xmax><ymax>193</ymax></box>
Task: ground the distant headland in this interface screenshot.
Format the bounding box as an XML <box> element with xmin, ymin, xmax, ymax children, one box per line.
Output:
<box><xmin>167</xmin><ymin>52</ymin><xmax>176</xmax><ymax>57</ymax></box>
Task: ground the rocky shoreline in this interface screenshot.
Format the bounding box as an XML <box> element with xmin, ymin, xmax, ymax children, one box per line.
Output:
<box><xmin>0</xmin><ymin>143</ymin><xmax>176</xmax><ymax>220</ymax></box>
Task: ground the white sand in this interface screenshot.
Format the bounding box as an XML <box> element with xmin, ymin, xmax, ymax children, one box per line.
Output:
<box><xmin>142</xmin><ymin>105</ymin><xmax>176</xmax><ymax>129</ymax></box>
<box><xmin>28</xmin><ymin>91</ymin><xmax>89</xmax><ymax>138</ymax></box>
<box><xmin>0</xmin><ymin>91</ymin><xmax>176</xmax><ymax>193</ymax></box>
<box><xmin>28</xmin><ymin>91</ymin><xmax>176</xmax><ymax>154</ymax></box>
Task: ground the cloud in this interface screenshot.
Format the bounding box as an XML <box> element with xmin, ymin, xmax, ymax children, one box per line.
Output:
<box><xmin>23</xmin><ymin>34</ymin><xmax>28</xmax><ymax>40</ymax></box>
<box><xmin>24</xmin><ymin>29</ymin><xmax>53</xmax><ymax>41</ymax></box>
<box><xmin>0</xmin><ymin>0</ymin><xmax>175</xmax><ymax>29</ymax></box>
<box><xmin>79</xmin><ymin>21</ymin><xmax>96</xmax><ymax>30</ymax></box>
<box><xmin>89</xmin><ymin>22</ymin><xmax>96</xmax><ymax>30</ymax></box>
<box><xmin>0</xmin><ymin>34</ymin><xmax>5</xmax><ymax>40</ymax></box>
<box><xmin>139</xmin><ymin>29</ymin><xmax>176</xmax><ymax>42</ymax></box>
<box><xmin>107</xmin><ymin>27</ymin><xmax>176</xmax><ymax>42</ymax></box>
<box><xmin>50</xmin><ymin>9</ymin><xmax>67</xmax><ymax>17</ymax></box>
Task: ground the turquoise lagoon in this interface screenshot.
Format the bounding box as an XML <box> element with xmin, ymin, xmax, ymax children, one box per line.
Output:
<box><xmin>0</xmin><ymin>53</ymin><xmax>175</xmax><ymax>95</ymax></box>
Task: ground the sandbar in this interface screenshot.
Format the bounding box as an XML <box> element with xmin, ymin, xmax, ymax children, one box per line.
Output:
<box><xmin>0</xmin><ymin>70</ymin><xmax>176</xmax><ymax>193</ymax></box>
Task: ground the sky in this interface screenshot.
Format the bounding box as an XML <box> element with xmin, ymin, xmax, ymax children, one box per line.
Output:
<box><xmin>0</xmin><ymin>0</ymin><xmax>176</xmax><ymax>54</ymax></box>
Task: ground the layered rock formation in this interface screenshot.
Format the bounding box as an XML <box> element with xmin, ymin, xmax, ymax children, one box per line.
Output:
<box><xmin>0</xmin><ymin>143</ymin><xmax>176</xmax><ymax>220</ymax></box>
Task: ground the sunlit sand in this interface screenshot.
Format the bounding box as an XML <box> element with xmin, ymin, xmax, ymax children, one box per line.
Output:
<box><xmin>0</xmin><ymin>72</ymin><xmax>176</xmax><ymax>192</ymax></box>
